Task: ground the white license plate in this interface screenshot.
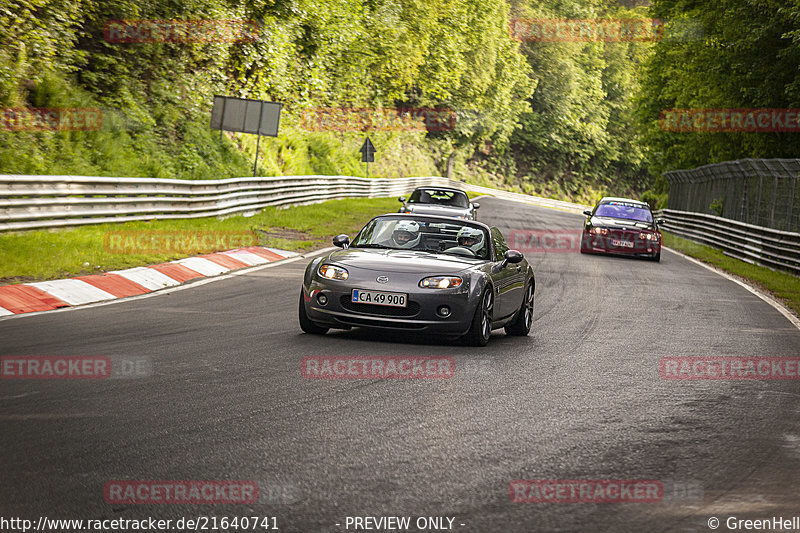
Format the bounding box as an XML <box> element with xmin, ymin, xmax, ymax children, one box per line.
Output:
<box><xmin>611</xmin><ymin>239</ymin><xmax>634</xmax><ymax>248</ymax></box>
<box><xmin>351</xmin><ymin>289</ymin><xmax>407</xmax><ymax>307</ymax></box>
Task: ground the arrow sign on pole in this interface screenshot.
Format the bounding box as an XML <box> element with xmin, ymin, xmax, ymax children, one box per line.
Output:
<box><xmin>360</xmin><ymin>137</ymin><xmax>375</xmax><ymax>163</ymax></box>
<box><xmin>360</xmin><ymin>136</ymin><xmax>375</xmax><ymax>178</ymax></box>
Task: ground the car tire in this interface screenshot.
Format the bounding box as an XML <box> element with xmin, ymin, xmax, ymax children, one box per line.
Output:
<box><xmin>580</xmin><ymin>233</ymin><xmax>591</xmax><ymax>254</ymax></box>
<box><xmin>463</xmin><ymin>288</ymin><xmax>493</xmax><ymax>347</ymax></box>
<box><xmin>299</xmin><ymin>290</ymin><xmax>329</xmax><ymax>335</ymax></box>
<box><xmin>651</xmin><ymin>251</ymin><xmax>661</xmax><ymax>262</ymax></box>
<box><xmin>505</xmin><ymin>281</ymin><xmax>534</xmax><ymax>336</ymax></box>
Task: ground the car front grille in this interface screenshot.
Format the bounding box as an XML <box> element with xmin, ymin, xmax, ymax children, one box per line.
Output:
<box><xmin>340</xmin><ymin>296</ymin><xmax>421</xmax><ymax>317</ymax></box>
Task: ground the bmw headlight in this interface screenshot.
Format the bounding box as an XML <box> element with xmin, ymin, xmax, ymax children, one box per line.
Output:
<box><xmin>639</xmin><ymin>232</ymin><xmax>659</xmax><ymax>241</ymax></box>
<box><xmin>318</xmin><ymin>264</ymin><xmax>349</xmax><ymax>280</ymax></box>
<box><xmin>419</xmin><ymin>276</ymin><xmax>463</xmax><ymax>289</ymax></box>
<box><xmin>590</xmin><ymin>227</ymin><xmax>608</xmax><ymax>235</ymax></box>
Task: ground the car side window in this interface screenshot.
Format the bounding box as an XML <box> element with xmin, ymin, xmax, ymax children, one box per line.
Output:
<box><xmin>490</xmin><ymin>227</ymin><xmax>508</xmax><ymax>261</ymax></box>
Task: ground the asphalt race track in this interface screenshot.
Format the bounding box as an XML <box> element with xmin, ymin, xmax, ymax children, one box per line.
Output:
<box><xmin>2</xmin><ymin>197</ymin><xmax>799</xmax><ymax>532</ymax></box>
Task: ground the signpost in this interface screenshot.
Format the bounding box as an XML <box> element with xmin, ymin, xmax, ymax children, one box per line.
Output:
<box><xmin>360</xmin><ymin>136</ymin><xmax>375</xmax><ymax>178</ymax></box>
<box><xmin>210</xmin><ymin>96</ymin><xmax>283</xmax><ymax>176</ymax></box>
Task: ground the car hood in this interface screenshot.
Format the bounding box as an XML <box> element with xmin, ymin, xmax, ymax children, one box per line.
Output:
<box><xmin>407</xmin><ymin>204</ymin><xmax>470</xmax><ymax>217</ymax></box>
<box><xmin>324</xmin><ymin>248</ymin><xmax>482</xmax><ymax>273</ymax></box>
<box><xmin>590</xmin><ymin>216</ymin><xmax>656</xmax><ymax>231</ymax></box>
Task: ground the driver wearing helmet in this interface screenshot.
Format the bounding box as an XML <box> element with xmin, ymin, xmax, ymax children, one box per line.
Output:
<box><xmin>452</xmin><ymin>226</ymin><xmax>485</xmax><ymax>256</ymax></box>
<box><xmin>390</xmin><ymin>220</ymin><xmax>422</xmax><ymax>249</ymax></box>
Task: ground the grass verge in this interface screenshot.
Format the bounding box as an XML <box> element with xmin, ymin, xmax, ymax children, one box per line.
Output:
<box><xmin>663</xmin><ymin>232</ymin><xmax>800</xmax><ymax>318</ymax></box>
<box><xmin>0</xmin><ymin>197</ymin><xmax>399</xmax><ymax>284</ymax></box>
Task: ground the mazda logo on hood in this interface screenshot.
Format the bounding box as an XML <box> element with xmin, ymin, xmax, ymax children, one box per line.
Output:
<box><xmin>376</xmin><ymin>276</ymin><xmax>389</xmax><ymax>283</ymax></box>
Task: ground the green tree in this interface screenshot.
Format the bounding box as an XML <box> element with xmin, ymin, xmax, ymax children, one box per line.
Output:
<box><xmin>637</xmin><ymin>0</ymin><xmax>800</xmax><ymax>175</ymax></box>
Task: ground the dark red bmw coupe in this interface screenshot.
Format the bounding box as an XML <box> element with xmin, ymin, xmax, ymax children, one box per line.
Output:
<box><xmin>580</xmin><ymin>197</ymin><xmax>663</xmax><ymax>261</ymax></box>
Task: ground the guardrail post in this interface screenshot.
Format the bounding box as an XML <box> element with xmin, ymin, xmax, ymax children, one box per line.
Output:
<box><xmin>737</xmin><ymin>159</ymin><xmax>748</xmax><ymax>223</ymax></box>
<box><xmin>755</xmin><ymin>174</ymin><xmax>763</xmax><ymax>227</ymax></box>
<box><xmin>788</xmin><ymin>175</ymin><xmax>796</xmax><ymax>232</ymax></box>
<box><xmin>770</xmin><ymin>174</ymin><xmax>778</xmax><ymax>228</ymax></box>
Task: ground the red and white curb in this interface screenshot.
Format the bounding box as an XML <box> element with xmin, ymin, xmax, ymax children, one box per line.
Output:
<box><xmin>0</xmin><ymin>247</ymin><xmax>297</xmax><ymax>316</ymax></box>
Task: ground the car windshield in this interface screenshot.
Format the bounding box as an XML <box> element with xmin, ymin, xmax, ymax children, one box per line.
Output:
<box><xmin>352</xmin><ymin>217</ymin><xmax>490</xmax><ymax>259</ymax></box>
<box><xmin>594</xmin><ymin>202</ymin><xmax>653</xmax><ymax>223</ymax></box>
<box><xmin>407</xmin><ymin>188</ymin><xmax>469</xmax><ymax>208</ymax></box>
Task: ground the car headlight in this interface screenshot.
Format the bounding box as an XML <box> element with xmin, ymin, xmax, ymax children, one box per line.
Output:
<box><xmin>419</xmin><ymin>276</ymin><xmax>463</xmax><ymax>289</ymax></box>
<box><xmin>318</xmin><ymin>264</ymin><xmax>349</xmax><ymax>280</ymax></box>
<box><xmin>590</xmin><ymin>227</ymin><xmax>608</xmax><ymax>235</ymax></box>
<box><xmin>639</xmin><ymin>232</ymin><xmax>659</xmax><ymax>241</ymax></box>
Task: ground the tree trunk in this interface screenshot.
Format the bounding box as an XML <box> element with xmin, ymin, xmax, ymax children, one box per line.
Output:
<box><xmin>446</xmin><ymin>151</ymin><xmax>456</xmax><ymax>180</ymax></box>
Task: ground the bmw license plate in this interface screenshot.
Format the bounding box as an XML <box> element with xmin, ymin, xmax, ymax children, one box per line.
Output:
<box><xmin>611</xmin><ymin>239</ymin><xmax>634</xmax><ymax>248</ymax></box>
<box><xmin>351</xmin><ymin>289</ymin><xmax>407</xmax><ymax>307</ymax></box>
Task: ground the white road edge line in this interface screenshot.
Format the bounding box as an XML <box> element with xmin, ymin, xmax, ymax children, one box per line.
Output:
<box><xmin>664</xmin><ymin>246</ymin><xmax>800</xmax><ymax>332</ymax></box>
<box><xmin>0</xmin><ymin>247</ymin><xmax>337</xmax><ymax>322</ymax></box>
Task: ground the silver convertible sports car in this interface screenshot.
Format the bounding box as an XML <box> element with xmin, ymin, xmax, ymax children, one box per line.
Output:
<box><xmin>299</xmin><ymin>214</ymin><xmax>535</xmax><ymax>346</ymax></box>
<box><xmin>398</xmin><ymin>187</ymin><xmax>479</xmax><ymax>220</ymax></box>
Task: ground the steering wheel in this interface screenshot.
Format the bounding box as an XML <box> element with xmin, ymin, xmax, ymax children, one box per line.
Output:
<box><xmin>445</xmin><ymin>246</ymin><xmax>477</xmax><ymax>257</ymax></box>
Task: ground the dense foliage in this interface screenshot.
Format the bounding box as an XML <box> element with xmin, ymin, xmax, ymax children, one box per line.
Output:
<box><xmin>637</xmin><ymin>0</ymin><xmax>800</xmax><ymax>204</ymax></box>
<box><xmin>506</xmin><ymin>0</ymin><xmax>652</xmax><ymax>202</ymax></box>
<box><xmin>0</xmin><ymin>0</ymin><xmax>532</xmax><ymax>182</ymax></box>
<box><xmin>2</xmin><ymin>0</ymin><xmax>796</xmax><ymax>204</ymax></box>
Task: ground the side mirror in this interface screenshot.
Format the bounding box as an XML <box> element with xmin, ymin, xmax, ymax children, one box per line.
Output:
<box><xmin>505</xmin><ymin>249</ymin><xmax>524</xmax><ymax>264</ymax></box>
<box><xmin>657</xmin><ymin>218</ymin><xmax>665</xmax><ymax>225</ymax></box>
<box><xmin>332</xmin><ymin>234</ymin><xmax>350</xmax><ymax>248</ymax></box>
<box><xmin>472</xmin><ymin>202</ymin><xmax>480</xmax><ymax>209</ymax></box>
<box><xmin>496</xmin><ymin>249</ymin><xmax>523</xmax><ymax>272</ymax></box>
<box><xmin>583</xmin><ymin>209</ymin><xmax>592</xmax><ymax>217</ymax></box>
<box><xmin>398</xmin><ymin>196</ymin><xmax>406</xmax><ymax>203</ymax></box>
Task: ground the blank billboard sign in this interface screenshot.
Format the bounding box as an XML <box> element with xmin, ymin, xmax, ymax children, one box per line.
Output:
<box><xmin>210</xmin><ymin>96</ymin><xmax>282</xmax><ymax>136</ymax></box>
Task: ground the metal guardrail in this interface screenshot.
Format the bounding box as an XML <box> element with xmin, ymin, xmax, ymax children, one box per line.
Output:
<box><xmin>0</xmin><ymin>175</ymin><xmax>587</xmax><ymax>232</ymax></box>
<box><xmin>656</xmin><ymin>208</ymin><xmax>800</xmax><ymax>275</ymax></box>
<box><xmin>0</xmin><ymin>175</ymin><xmax>443</xmax><ymax>231</ymax></box>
